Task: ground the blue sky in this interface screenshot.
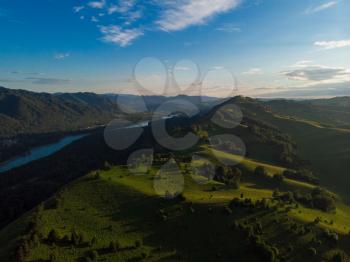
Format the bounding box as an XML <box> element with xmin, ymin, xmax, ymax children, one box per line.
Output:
<box><xmin>0</xmin><ymin>0</ymin><xmax>350</xmax><ymax>98</ymax></box>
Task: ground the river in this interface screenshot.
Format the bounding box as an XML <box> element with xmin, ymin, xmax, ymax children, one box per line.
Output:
<box><xmin>0</xmin><ymin>116</ymin><xmax>176</xmax><ymax>173</ymax></box>
<box><xmin>0</xmin><ymin>134</ymin><xmax>86</xmax><ymax>173</ymax></box>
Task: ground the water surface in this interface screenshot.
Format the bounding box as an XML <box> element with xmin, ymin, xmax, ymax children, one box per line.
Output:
<box><xmin>0</xmin><ymin>134</ymin><xmax>86</xmax><ymax>173</ymax></box>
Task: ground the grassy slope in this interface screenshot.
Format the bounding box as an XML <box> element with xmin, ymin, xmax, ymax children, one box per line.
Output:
<box><xmin>259</xmin><ymin>112</ymin><xmax>350</xmax><ymax>202</ymax></box>
<box><xmin>201</xmin><ymin>146</ymin><xmax>350</xmax><ymax>233</ymax></box>
<box><xmin>1</xmin><ymin>162</ymin><xmax>350</xmax><ymax>261</ymax></box>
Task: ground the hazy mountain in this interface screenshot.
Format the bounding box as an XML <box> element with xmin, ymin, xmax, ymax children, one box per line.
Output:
<box><xmin>0</xmin><ymin>87</ymin><xmax>118</xmax><ymax>138</ymax></box>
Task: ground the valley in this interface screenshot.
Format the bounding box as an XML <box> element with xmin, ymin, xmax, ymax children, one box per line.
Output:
<box><xmin>0</xmin><ymin>92</ymin><xmax>350</xmax><ymax>261</ymax></box>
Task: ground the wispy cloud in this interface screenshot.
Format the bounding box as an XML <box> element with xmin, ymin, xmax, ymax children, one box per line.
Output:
<box><xmin>73</xmin><ymin>6</ymin><xmax>85</xmax><ymax>13</ymax></box>
<box><xmin>74</xmin><ymin>0</ymin><xmax>242</xmax><ymax>47</ymax></box>
<box><xmin>91</xmin><ymin>16</ymin><xmax>99</xmax><ymax>23</ymax></box>
<box><xmin>88</xmin><ymin>0</ymin><xmax>106</xmax><ymax>9</ymax></box>
<box><xmin>108</xmin><ymin>0</ymin><xmax>135</xmax><ymax>14</ymax></box>
<box><xmin>314</xmin><ymin>39</ymin><xmax>350</xmax><ymax>50</ymax></box>
<box><xmin>281</xmin><ymin>62</ymin><xmax>350</xmax><ymax>85</ymax></box>
<box><xmin>174</xmin><ymin>66</ymin><xmax>191</xmax><ymax>71</ymax></box>
<box><xmin>26</xmin><ymin>77</ymin><xmax>71</xmax><ymax>85</ymax></box>
<box><xmin>258</xmin><ymin>81</ymin><xmax>350</xmax><ymax>99</ymax></box>
<box><xmin>54</xmin><ymin>53</ymin><xmax>70</xmax><ymax>60</ymax></box>
<box><xmin>99</xmin><ymin>25</ymin><xmax>143</xmax><ymax>47</ymax></box>
<box><xmin>216</xmin><ymin>23</ymin><xmax>241</xmax><ymax>33</ymax></box>
<box><xmin>0</xmin><ymin>78</ymin><xmax>24</xmax><ymax>83</ymax></box>
<box><xmin>243</xmin><ymin>68</ymin><xmax>263</xmax><ymax>75</ymax></box>
<box><xmin>304</xmin><ymin>1</ymin><xmax>338</xmax><ymax>14</ymax></box>
<box><xmin>156</xmin><ymin>0</ymin><xmax>241</xmax><ymax>31</ymax></box>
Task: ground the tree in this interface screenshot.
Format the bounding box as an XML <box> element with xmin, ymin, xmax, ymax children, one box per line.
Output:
<box><xmin>70</xmin><ymin>231</ymin><xmax>80</xmax><ymax>246</ymax></box>
<box><xmin>272</xmin><ymin>173</ymin><xmax>284</xmax><ymax>184</ymax></box>
<box><xmin>331</xmin><ymin>252</ymin><xmax>346</xmax><ymax>262</ymax></box>
<box><xmin>109</xmin><ymin>240</ymin><xmax>120</xmax><ymax>252</ymax></box>
<box><xmin>254</xmin><ymin>166</ymin><xmax>268</xmax><ymax>177</ymax></box>
<box><xmin>47</xmin><ymin>229</ymin><xmax>59</xmax><ymax>244</ymax></box>
<box><xmin>307</xmin><ymin>247</ymin><xmax>317</xmax><ymax>256</ymax></box>
<box><xmin>90</xmin><ymin>236</ymin><xmax>97</xmax><ymax>247</ymax></box>
<box><xmin>16</xmin><ymin>246</ymin><xmax>25</xmax><ymax>262</ymax></box>
<box><xmin>135</xmin><ymin>239</ymin><xmax>143</xmax><ymax>248</ymax></box>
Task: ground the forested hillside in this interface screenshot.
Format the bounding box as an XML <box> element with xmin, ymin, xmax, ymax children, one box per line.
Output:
<box><xmin>0</xmin><ymin>87</ymin><xmax>118</xmax><ymax>138</ymax></box>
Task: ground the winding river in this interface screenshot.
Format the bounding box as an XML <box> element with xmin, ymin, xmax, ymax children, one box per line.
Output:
<box><xmin>0</xmin><ymin>134</ymin><xmax>86</xmax><ymax>173</ymax></box>
<box><xmin>0</xmin><ymin>116</ymin><xmax>175</xmax><ymax>173</ymax></box>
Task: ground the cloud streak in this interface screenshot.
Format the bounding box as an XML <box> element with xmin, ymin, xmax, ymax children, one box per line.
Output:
<box><xmin>99</xmin><ymin>25</ymin><xmax>143</xmax><ymax>47</ymax></box>
<box><xmin>54</xmin><ymin>53</ymin><xmax>70</xmax><ymax>60</ymax></box>
<box><xmin>304</xmin><ymin>1</ymin><xmax>338</xmax><ymax>14</ymax></box>
<box><xmin>243</xmin><ymin>68</ymin><xmax>263</xmax><ymax>75</ymax></box>
<box><xmin>88</xmin><ymin>0</ymin><xmax>106</xmax><ymax>9</ymax></box>
<box><xmin>156</xmin><ymin>0</ymin><xmax>241</xmax><ymax>31</ymax></box>
<box><xmin>76</xmin><ymin>0</ymin><xmax>242</xmax><ymax>47</ymax></box>
<box><xmin>216</xmin><ymin>23</ymin><xmax>241</xmax><ymax>33</ymax></box>
<box><xmin>73</xmin><ymin>6</ymin><xmax>85</xmax><ymax>13</ymax></box>
<box><xmin>314</xmin><ymin>39</ymin><xmax>350</xmax><ymax>50</ymax></box>
<box><xmin>26</xmin><ymin>77</ymin><xmax>71</xmax><ymax>85</ymax></box>
<box><xmin>281</xmin><ymin>62</ymin><xmax>350</xmax><ymax>86</ymax></box>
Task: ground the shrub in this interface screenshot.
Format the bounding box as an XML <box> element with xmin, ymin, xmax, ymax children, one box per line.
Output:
<box><xmin>90</xmin><ymin>236</ymin><xmax>97</xmax><ymax>247</ymax></box>
<box><xmin>109</xmin><ymin>240</ymin><xmax>120</xmax><ymax>252</ymax></box>
<box><xmin>70</xmin><ymin>231</ymin><xmax>80</xmax><ymax>246</ymax></box>
<box><xmin>222</xmin><ymin>206</ymin><xmax>233</xmax><ymax>215</ymax></box>
<box><xmin>141</xmin><ymin>250</ymin><xmax>150</xmax><ymax>259</ymax></box>
<box><xmin>135</xmin><ymin>239</ymin><xmax>143</xmax><ymax>248</ymax></box>
<box><xmin>331</xmin><ymin>252</ymin><xmax>346</xmax><ymax>262</ymax></box>
<box><xmin>307</xmin><ymin>247</ymin><xmax>317</xmax><ymax>256</ymax></box>
<box><xmin>79</xmin><ymin>232</ymin><xmax>86</xmax><ymax>245</ymax></box>
<box><xmin>62</xmin><ymin>234</ymin><xmax>70</xmax><ymax>244</ymax></box>
<box><xmin>254</xmin><ymin>166</ymin><xmax>268</xmax><ymax>178</ymax></box>
<box><xmin>87</xmin><ymin>250</ymin><xmax>99</xmax><ymax>261</ymax></box>
<box><xmin>272</xmin><ymin>173</ymin><xmax>284</xmax><ymax>184</ymax></box>
<box><xmin>47</xmin><ymin>229</ymin><xmax>59</xmax><ymax>244</ymax></box>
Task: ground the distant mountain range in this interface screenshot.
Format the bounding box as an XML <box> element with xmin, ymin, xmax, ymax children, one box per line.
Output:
<box><xmin>0</xmin><ymin>87</ymin><xmax>224</xmax><ymax>139</ymax></box>
<box><xmin>0</xmin><ymin>86</ymin><xmax>119</xmax><ymax>138</ymax></box>
<box><xmin>265</xmin><ymin>97</ymin><xmax>350</xmax><ymax>128</ymax></box>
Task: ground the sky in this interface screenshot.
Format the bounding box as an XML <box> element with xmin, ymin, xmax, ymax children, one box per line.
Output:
<box><xmin>0</xmin><ymin>0</ymin><xmax>350</xmax><ymax>98</ymax></box>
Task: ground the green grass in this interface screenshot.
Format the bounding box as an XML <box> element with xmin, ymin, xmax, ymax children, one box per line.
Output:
<box><xmin>198</xmin><ymin>146</ymin><xmax>350</xmax><ymax>233</ymax></box>
<box><xmin>259</xmin><ymin>112</ymin><xmax>350</xmax><ymax>202</ymax></box>
<box><xmin>1</xmin><ymin>164</ymin><xmax>350</xmax><ymax>261</ymax></box>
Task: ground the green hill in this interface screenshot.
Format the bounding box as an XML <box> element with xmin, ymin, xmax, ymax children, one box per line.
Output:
<box><xmin>0</xmin><ymin>87</ymin><xmax>119</xmax><ymax>138</ymax></box>
<box><xmin>1</xmin><ymin>165</ymin><xmax>350</xmax><ymax>261</ymax></box>
<box><xmin>1</xmin><ymin>94</ymin><xmax>350</xmax><ymax>261</ymax></box>
<box><xmin>266</xmin><ymin>98</ymin><xmax>350</xmax><ymax>128</ymax></box>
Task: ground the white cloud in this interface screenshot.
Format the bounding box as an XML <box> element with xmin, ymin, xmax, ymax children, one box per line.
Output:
<box><xmin>216</xmin><ymin>23</ymin><xmax>241</xmax><ymax>33</ymax></box>
<box><xmin>291</xmin><ymin>60</ymin><xmax>314</xmax><ymax>67</ymax></box>
<box><xmin>73</xmin><ymin>0</ymin><xmax>242</xmax><ymax>47</ymax></box>
<box><xmin>108</xmin><ymin>0</ymin><xmax>135</xmax><ymax>14</ymax></box>
<box><xmin>304</xmin><ymin>1</ymin><xmax>338</xmax><ymax>14</ymax></box>
<box><xmin>88</xmin><ymin>0</ymin><xmax>106</xmax><ymax>9</ymax></box>
<box><xmin>212</xmin><ymin>66</ymin><xmax>224</xmax><ymax>70</ymax></box>
<box><xmin>99</xmin><ymin>25</ymin><xmax>143</xmax><ymax>47</ymax></box>
<box><xmin>54</xmin><ymin>53</ymin><xmax>70</xmax><ymax>60</ymax></box>
<box><xmin>26</xmin><ymin>77</ymin><xmax>71</xmax><ymax>85</ymax></box>
<box><xmin>174</xmin><ymin>66</ymin><xmax>191</xmax><ymax>71</ymax></box>
<box><xmin>243</xmin><ymin>68</ymin><xmax>263</xmax><ymax>75</ymax></box>
<box><xmin>156</xmin><ymin>0</ymin><xmax>241</xmax><ymax>31</ymax></box>
<box><xmin>73</xmin><ymin>6</ymin><xmax>85</xmax><ymax>13</ymax></box>
<box><xmin>314</xmin><ymin>39</ymin><xmax>350</xmax><ymax>50</ymax></box>
<box><xmin>91</xmin><ymin>16</ymin><xmax>99</xmax><ymax>23</ymax></box>
<box><xmin>281</xmin><ymin>62</ymin><xmax>350</xmax><ymax>85</ymax></box>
